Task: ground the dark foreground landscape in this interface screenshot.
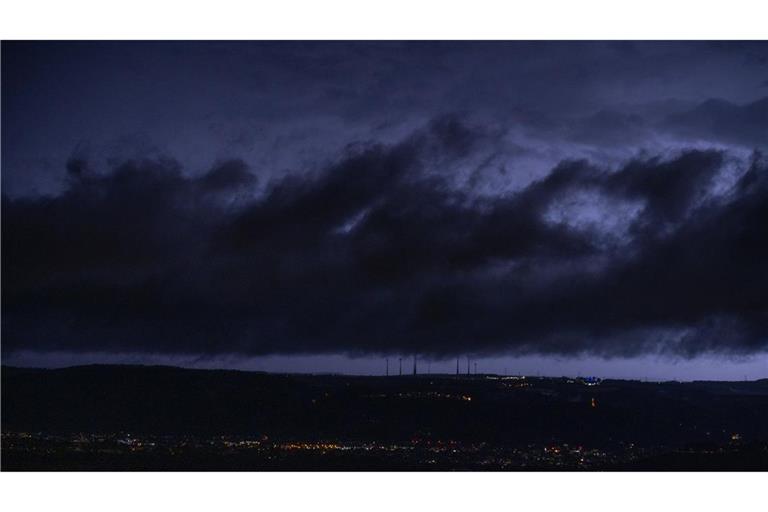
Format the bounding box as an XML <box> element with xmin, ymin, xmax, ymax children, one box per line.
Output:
<box><xmin>2</xmin><ymin>365</ymin><xmax>767</xmax><ymax>471</ymax></box>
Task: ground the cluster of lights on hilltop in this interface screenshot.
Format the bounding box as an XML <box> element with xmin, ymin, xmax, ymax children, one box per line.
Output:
<box><xmin>566</xmin><ymin>376</ymin><xmax>603</xmax><ymax>386</ymax></box>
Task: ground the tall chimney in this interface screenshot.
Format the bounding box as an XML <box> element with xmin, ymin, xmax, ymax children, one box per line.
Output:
<box><xmin>413</xmin><ymin>355</ymin><xmax>417</xmax><ymax>376</ymax></box>
<box><xmin>399</xmin><ymin>358</ymin><xmax>402</xmax><ymax>376</ymax></box>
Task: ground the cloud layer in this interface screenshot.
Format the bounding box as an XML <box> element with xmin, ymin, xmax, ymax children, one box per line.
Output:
<box><xmin>3</xmin><ymin>116</ymin><xmax>767</xmax><ymax>359</ymax></box>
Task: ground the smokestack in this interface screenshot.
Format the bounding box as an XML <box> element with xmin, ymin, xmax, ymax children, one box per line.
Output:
<box><xmin>399</xmin><ymin>358</ymin><xmax>402</xmax><ymax>376</ymax></box>
<box><xmin>386</xmin><ymin>358</ymin><xmax>389</xmax><ymax>377</ymax></box>
<box><xmin>413</xmin><ymin>355</ymin><xmax>417</xmax><ymax>376</ymax></box>
<box><xmin>456</xmin><ymin>358</ymin><xmax>460</xmax><ymax>376</ymax></box>
<box><xmin>474</xmin><ymin>362</ymin><xmax>477</xmax><ymax>375</ymax></box>
<box><xmin>467</xmin><ymin>356</ymin><xmax>470</xmax><ymax>376</ymax></box>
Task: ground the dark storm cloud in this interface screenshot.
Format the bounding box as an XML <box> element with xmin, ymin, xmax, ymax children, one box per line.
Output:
<box><xmin>3</xmin><ymin>42</ymin><xmax>768</xmax><ymax>362</ymax></box>
<box><xmin>3</xmin><ymin>116</ymin><xmax>767</xmax><ymax>358</ymax></box>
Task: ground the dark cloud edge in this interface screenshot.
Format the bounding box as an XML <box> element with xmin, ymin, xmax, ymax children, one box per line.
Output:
<box><xmin>2</xmin><ymin>116</ymin><xmax>767</xmax><ymax>360</ymax></box>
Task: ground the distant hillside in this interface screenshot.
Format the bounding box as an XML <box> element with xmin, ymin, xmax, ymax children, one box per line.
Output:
<box><xmin>3</xmin><ymin>365</ymin><xmax>768</xmax><ymax>448</ymax></box>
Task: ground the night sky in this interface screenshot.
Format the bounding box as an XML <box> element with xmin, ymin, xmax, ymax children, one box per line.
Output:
<box><xmin>2</xmin><ymin>41</ymin><xmax>767</xmax><ymax>379</ymax></box>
